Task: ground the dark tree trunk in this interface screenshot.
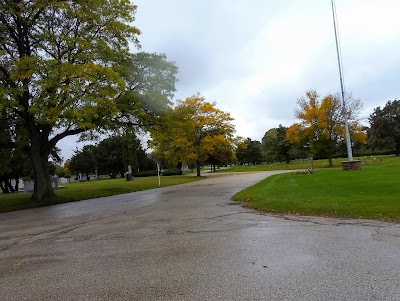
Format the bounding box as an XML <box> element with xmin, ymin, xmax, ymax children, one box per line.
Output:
<box><xmin>0</xmin><ymin>179</ymin><xmax>8</xmax><ymax>193</ymax></box>
<box><xmin>4</xmin><ymin>178</ymin><xmax>14</xmax><ymax>193</ymax></box>
<box><xmin>30</xmin><ymin>140</ymin><xmax>55</xmax><ymax>200</ymax></box>
<box><xmin>196</xmin><ymin>160</ymin><xmax>201</xmax><ymax>177</ymax></box>
<box><xmin>328</xmin><ymin>155</ymin><xmax>333</xmax><ymax>167</ymax></box>
<box><xmin>396</xmin><ymin>143</ymin><xmax>400</xmax><ymax>156</ymax></box>
<box><xmin>286</xmin><ymin>154</ymin><xmax>290</xmax><ymax>164</ymax></box>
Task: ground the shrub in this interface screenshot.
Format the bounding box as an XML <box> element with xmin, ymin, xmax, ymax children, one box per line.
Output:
<box><xmin>162</xmin><ymin>168</ymin><xmax>182</xmax><ymax>176</ymax></box>
<box><xmin>133</xmin><ymin>170</ymin><xmax>158</xmax><ymax>177</ymax></box>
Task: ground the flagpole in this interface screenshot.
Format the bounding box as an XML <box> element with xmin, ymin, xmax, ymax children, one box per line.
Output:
<box><xmin>331</xmin><ymin>0</ymin><xmax>353</xmax><ymax>161</ymax></box>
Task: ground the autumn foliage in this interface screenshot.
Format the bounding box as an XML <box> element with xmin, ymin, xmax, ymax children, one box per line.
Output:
<box><xmin>287</xmin><ymin>90</ymin><xmax>366</xmax><ymax>166</ymax></box>
<box><xmin>150</xmin><ymin>96</ymin><xmax>236</xmax><ymax>176</ymax></box>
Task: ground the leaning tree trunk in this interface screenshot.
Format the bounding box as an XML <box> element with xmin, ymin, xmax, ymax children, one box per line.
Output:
<box><xmin>196</xmin><ymin>160</ymin><xmax>201</xmax><ymax>177</ymax></box>
<box><xmin>30</xmin><ymin>141</ymin><xmax>55</xmax><ymax>200</ymax></box>
<box><xmin>4</xmin><ymin>178</ymin><xmax>14</xmax><ymax>193</ymax></box>
<box><xmin>0</xmin><ymin>178</ymin><xmax>7</xmax><ymax>193</ymax></box>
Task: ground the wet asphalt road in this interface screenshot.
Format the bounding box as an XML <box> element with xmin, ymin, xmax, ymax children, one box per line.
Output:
<box><xmin>0</xmin><ymin>171</ymin><xmax>400</xmax><ymax>301</ymax></box>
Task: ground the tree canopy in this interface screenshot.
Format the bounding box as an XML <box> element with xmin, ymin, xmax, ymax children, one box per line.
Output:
<box><xmin>69</xmin><ymin>145</ymin><xmax>97</xmax><ymax>180</ymax></box>
<box><xmin>369</xmin><ymin>100</ymin><xmax>400</xmax><ymax>156</ymax></box>
<box><xmin>261</xmin><ymin>125</ymin><xmax>294</xmax><ymax>163</ymax></box>
<box><xmin>286</xmin><ymin>90</ymin><xmax>366</xmax><ymax>166</ymax></box>
<box><xmin>236</xmin><ymin>138</ymin><xmax>262</xmax><ymax>165</ymax></box>
<box><xmin>0</xmin><ymin>1</ymin><xmax>177</xmax><ymax>199</ymax></box>
<box><xmin>69</xmin><ymin>133</ymin><xmax>155</xmax><ymax>179</ymax></box>
<box><xmin>150</xmin><ymin>96</ymin><xmax>236</xmax><ymax>176</ymax></box>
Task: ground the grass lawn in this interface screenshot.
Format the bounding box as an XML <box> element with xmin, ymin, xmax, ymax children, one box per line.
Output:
<box><xmin>218</xmin><ymin>155</ymin><xmax>397</xmax><ymax>172</ymax></box>
<box><xmin>233</xmin><ymin>155</ymin><xmax>400</xmax><ymax>221</ymax></box>
<box><xmin>0</xmin><ymin>175</ymin><xmax>202</xmax><ymax>213</ymax></box>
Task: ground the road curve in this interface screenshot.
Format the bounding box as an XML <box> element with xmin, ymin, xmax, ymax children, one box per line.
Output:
<box><xmin>0</xmin><ymin>171</ymin><xmax>399</xmax><ymax>300</ymax></box>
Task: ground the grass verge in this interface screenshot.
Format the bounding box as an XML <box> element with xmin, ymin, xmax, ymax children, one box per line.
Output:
<box><xmin>0</xmin><ymin>175</ymin><xmax>202</xmax><ymax>213</ymax></box>
<box><xmin>232</xmin><ymin>155</ymin><xmax>400</xmax><ymax>221</ymax></box>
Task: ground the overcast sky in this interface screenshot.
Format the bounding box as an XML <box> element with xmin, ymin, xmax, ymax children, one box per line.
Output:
<box><xmin>58</xmin><ymin>0</ymin><xmax>400</xmax><ymax>160</ymax></box>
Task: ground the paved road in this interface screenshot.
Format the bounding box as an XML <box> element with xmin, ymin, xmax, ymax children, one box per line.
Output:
<box><xmin>1</xmin><ymin>171</ymin><xmax>400</xmax><ymax>301</ymax></box>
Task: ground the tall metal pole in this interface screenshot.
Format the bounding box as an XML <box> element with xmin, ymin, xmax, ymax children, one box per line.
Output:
<box><xmin>331</xmin><ymin>0</ymin><xmax>353</xmax><ymax>161</ymax></box>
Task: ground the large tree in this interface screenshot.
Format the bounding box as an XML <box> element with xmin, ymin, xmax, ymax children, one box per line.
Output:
<box><xmin>0</xmin><ymin>1</ymin><xmax>177</xmax><ymax>199</ymax></box>
<box><xmin>94</xmin><ymin>136</ymin><xmax>125</xmax><ymax>178</ymax></box>
<box><xmin>0</xmin><ymin>106</ymin><xmax>31</xmax><ymax>192</ymax></box>
<box><xmin>369</xmin><ymin>100</ymin><xmax>400</xmax><ymax>156</ymax></box>
<box><xmin>95</xmin><ymin>134</ymin><xmax>146</xmax><ymax>178</ymax></box>
<box><xmin>69</xmin><ymin>133</ymin><xmax>155</xmax><ymax>179</ymax></box>
<box><xmin>236</xmin><ymin>138</ymin><xmax>263</xmax><ymax>165</ymax></box>
<box><xmin>150</xmin><ymin>96</ymin><xmax>236</xmax><ymax>176</ymax></box>
<box><xmin>0</xmin><ymin>107</ymin><xmax>15</xmax><ymax>192</ymax></box>
<box><xmin>286</xmin><ymin>90</ymin><xmax>366</xmax><ymax>166</ymax></box>
<box><xmin>262</xmin><ymin>125</ymin><xmax>293</xmax><ymax>163</ymax></box>
<box><xmin>69</xmin><ymin>145</ymin><xmax>96</xmax><ymax>180</ymax></box>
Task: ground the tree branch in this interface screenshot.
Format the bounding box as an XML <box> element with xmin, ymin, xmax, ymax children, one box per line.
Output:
<box><xmin>49</xmin><ymin>128</ymin><xmax>86</xmax><ymax>148</ymax></box>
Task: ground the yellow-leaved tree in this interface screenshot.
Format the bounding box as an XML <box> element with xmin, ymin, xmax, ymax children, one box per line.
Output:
<box><xmin>286</xmin><ymin>90</ymin><xmax>367</xmax><ymax>167</ymax></box>
<box><xmin>150</xmin><ymin>95</ymin><xmax>236</xmax><ymax>176</ymax></box>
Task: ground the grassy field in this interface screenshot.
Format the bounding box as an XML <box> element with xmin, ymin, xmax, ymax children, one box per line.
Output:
<box><xmin>233</xmin><ymin>155</ymin><xmax>400</xmax><ymax>221</ymax></box>
<box><xmin>0</xmin><ymin>175</ymin><xmax>202</xmax><ymax>213</ymax></box>
<box><xmin>218</xmin><ymin>156</ymin><xmax>394</xmax><ymax>172</ymax></box>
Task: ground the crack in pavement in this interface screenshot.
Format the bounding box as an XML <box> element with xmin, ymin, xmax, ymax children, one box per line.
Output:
<box><xmin>371</xmin><ymin>225</ymin><xmax>400</xmax><ymax>244</ymax></box>
<box><xmin>257</xmin><ymin>211</ymin><xmax>397</xmax><ymax>227</ymax></box>
<box><xmin>183</xmin><ymin>211</ymin><xmax>244</xmax><ymax>221</ymax></box>
<box><xmin>166</xmin><ymin>227</ymin><xmax>248</xmax><ymax>235</ymax></box>
<box><xmin>70</xmin><ymin>233</ymin><xmax>159</xmax><ymax>242</ymax></box>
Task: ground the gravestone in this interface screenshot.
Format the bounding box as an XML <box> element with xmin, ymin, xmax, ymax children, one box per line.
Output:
<box><xmin>126</xmin><ymin>165</ymin><xmax>133</xmax><ymax>181</ymax></box>
<box><xmin>51</xmin><ymin>176</ymin><xmax>59</xmax><ymax>189</ymax></box>
<box><xmin>23</xmin><ymin>179</ymin><xmax>34</xmax><ymax>192</ymax></box>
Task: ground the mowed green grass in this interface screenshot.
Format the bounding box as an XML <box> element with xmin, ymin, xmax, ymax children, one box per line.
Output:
<box><xmin>219</xmin><ymin>155</ymin><xmax>396</xmax><ymax>172</ymax></box>
<box><xmin>0</xmin><ymin>175</ymin><xmax>202</xmax><ymax>213</ymax></box>
<box><xmin>233</xmin><ymin>156</ymin><xmax>400</xmax><ymax>221</ymax></box>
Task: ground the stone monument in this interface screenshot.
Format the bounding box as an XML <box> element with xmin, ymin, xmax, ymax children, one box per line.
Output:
<box><xmin>126</xmin><ymin>165</ymin><xmax>133</xmax><ymax>181</ymax></box>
